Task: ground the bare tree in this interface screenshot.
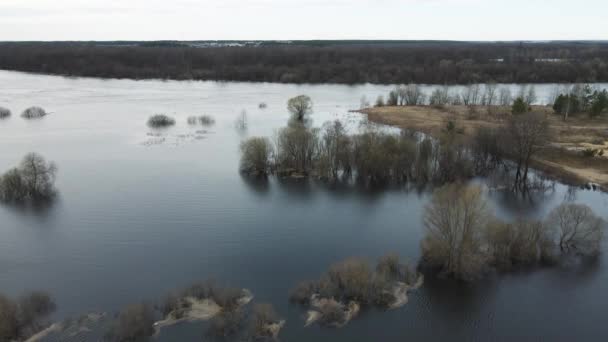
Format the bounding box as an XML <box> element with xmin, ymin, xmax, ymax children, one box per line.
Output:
<box><xmin>240</xmin><ymin>137</ymin><xmax>274</xmax><ymax>176</ymax></box>
<box><xmin>19</xmin><ymin>153</ymin><xmax>58</xmax><ymax>199</ymax></box>
<box><xmin>462</xmin><ymin>84</ymin><xmax>481</xmax><ymax>106</ymax></box>
<box><xmin>404</xmin><ymin>84</ymin><xmax>425</xmax><ymax>105</ymax></box>
<box><xmin>287</xmin><ymin>95</ymin><xmax>313</xmax><ymax>122</ymax></box>
<box><xmin>486</xmin><ymin>219</ymin><xmax>552</xmax><ymax>269</ymax></box>
<box><xmin>275</xmin><ymin>125</ymin><xmax>319</xmax><ymax>174</ymax></box>
<box><xmin>505</xmin><ymin>112</ymin><xmax>550</xmax><ymax>191</ymax></box>
<box><xmin>0</xmin><ymin>153</ymin><xmax>58</xmax><ymax>202</ymax></box>
<box><xmin>498</xmin><ymin>87</ymin><xmax>512</xmax><ymax>106</ymax></box>
<box><xmin>429</xmin><ymin>86</ymin><xmax>450</xmax><ymax>107</ymax></box>
<box><xmin>547</xmin><ymin>203</ymin><xmax>605</xmax><ymax>256</ymax></box>
<box><xmin>317</xmin><ymin>120</ymin><xmax>352</xmax><ymax>180</ymax></box>
<box><xmin>234</xmin><ymin>110</ymin><xmax>248</xmax><ymax>131</ymax></box>
<box><xmin>421</xmin><ymin>184</ymin><xmax>491</xmax><ymax>280</ymax></box>
<box><xmin>482</xmin><ymin>83</ymin><xmax>498</xmax><ymax>106</ymax></box>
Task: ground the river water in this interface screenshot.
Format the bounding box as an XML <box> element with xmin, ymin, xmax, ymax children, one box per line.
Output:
<box><xmin>0</xmin><ymin>71</ymin><xmax>607</xmax><ymax>341</ymax></box>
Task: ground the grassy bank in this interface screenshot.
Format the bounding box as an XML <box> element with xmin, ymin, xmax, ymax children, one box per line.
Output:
<box><xmin>361</xmin><ymin>105</ymin><xmax>608</xmax><ymax>189</ymax></box>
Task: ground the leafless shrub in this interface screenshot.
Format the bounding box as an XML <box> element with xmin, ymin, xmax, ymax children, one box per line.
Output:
<box><xmin>0</xmin><ymin>291</ymin><xmax>56</xmax><ymax>341</ymax></box>
<box><xmin>207</xmin><ymin>309</ymin><xmax>244</xmax><ymax>339</ymax></box>
<box><xmin>249</xmin><ymin>303</ymin><xmax>280</xmax><ymax>340</ymax></box>
<box><xmin>235</xmin><ymin>110</ymin><xmax>248</xmax><ymax>130</ymax></box>
<box><xmin>486</xmin><ymin>219</ymin><xmax>553</xmax><ymax>270</ymax></box>
<box><xmin>289</xmin><ymin>281</ymin><xmax>317</xmax><ymax>305</ymax></box>
<box><xmin>105</xmin><ymin>303</ymin><xmax>155</xmax><ymax>342</ymax></box>
<box><xmin>287</xmin><ymin>95</ymin><xmax>313</xmax><ymax>123</ymax></box>
<box><xmin>188</xmin><ymin>115</ymin><xmax>215</xmax><ymax>126</ymax></box>
<box><xmin>0</xmin><ymin>294</ymin><xmax>19</xmax><ymax>341</ymax></box>
<box><xmin>147</xmin><ymin>114</ymin><xmax>175</xmax><ymax>128</ymax></box>
<box><xmin>21</xmin><ymin>106</ymin><xmax>47</xmax><ymax>119</ymax></box>
<box><xmin>0</xmin><ymin>107</ymin><xmax>10</xmax><ymax>119</ymax></box>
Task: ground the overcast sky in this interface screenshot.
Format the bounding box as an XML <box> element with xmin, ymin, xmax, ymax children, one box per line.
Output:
<box><xmin>0</xmin><ymin>0</ymin><xmax>606</xmax><ymax>41</ymax></box>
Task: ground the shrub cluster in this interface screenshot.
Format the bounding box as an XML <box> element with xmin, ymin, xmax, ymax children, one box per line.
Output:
<box><xmin>241</xmin><ymin>119</ymin><xmax>476</xmax><ymax>186</ymax></box>
<box><xmin>0</xmin><ymin>291</ymin><xmax>56</xmax><ymax>341</ymax></box>
<box><xmin>290</xmin><ymin>254</ymin><xmax>419</xmax><ymax>311</ymax></box>
<box><xmin>421</xmin><ymin>184</ymin><xmax>606</xmax><ymax>281</ymax></box>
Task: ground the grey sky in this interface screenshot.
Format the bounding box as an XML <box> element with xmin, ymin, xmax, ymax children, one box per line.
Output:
<box><xmin>0</xmin><ymin>0</ymin><xmax>606</xmax><ymax>41</ymax></box>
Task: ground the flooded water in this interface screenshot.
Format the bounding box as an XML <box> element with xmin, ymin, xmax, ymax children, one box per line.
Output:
<box><xmin>0</xmin><ymin>70</ymin><xmax>607</xmax><ymax>341</ymax></box>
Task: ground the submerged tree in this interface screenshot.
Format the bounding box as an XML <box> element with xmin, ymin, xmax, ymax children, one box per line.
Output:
<box><xmin>421</xmin><ymin>184</ymin><xmax>491</xmax><ymax>280</ymax></box>
<box><xmin>547</xmin><ymin>203</ymin><xmax>605</xmax><ymax>257</ymax></box>
<box><xmin>240</xmin><ymin>137</ymin><xmax>274</xmax><ymax>176</ymax></box>
<box><xmin>316</xmin><ymin>120</ymin><xmax>352</xmax><ymax>180</ymax></box>
<box><xmin>0</xmin><ymin>153</ymin><xmax>58</xmax><ymax>203</ymax></box>
<box><xmin>287</xmin><ymin>95</ymin><xmax>313</xmax><ymax>123</ymax></box>
<box><xmin>275</xmin><ymin>124</ymin><xmax>319</xmax><ymax>175</ymax></box>
<box><xmin>486</xmin><ymin>219</ymin><xmax>553</xmax><ymax>270</ymax></box>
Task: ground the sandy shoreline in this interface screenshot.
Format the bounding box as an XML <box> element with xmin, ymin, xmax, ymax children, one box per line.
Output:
<box><xmin>361</xmin><ymin>105</ymin><xmax>608</xmax><ymax>190</ymax></box>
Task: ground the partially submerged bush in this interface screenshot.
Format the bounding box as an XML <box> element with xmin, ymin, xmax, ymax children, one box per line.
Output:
<box><xmin>105</xmin><ymin>303</ymin><xmax>155</xmax><ymax>342</ymax></box>
<box><xmin>147</xmin><ymin>114</ymin><xmax>175</xmax><ymax>128</ymax></box>
<box><xmin>0</xmin><ymin>106</ymin><xmax>10</xmax><ymax>119</ymax></box>
<box><xmin>0</xmin><ymin>295</ymin><xmax>19</xmax><ymax>341</ymax></box>
<box><xmin>0</xmin><ymin>153</ymin><xmax>58</xmax><ymax>203</ymax></box>
<box><xmin>240</xmin><ymin>137</ymin><xmax>273</xmax><ymax>176</ymax></box>
<box><xmin>187</xmin><ymin>115</ymin><xmax>215</xmax><ymax>126</ymax></box>
<box><xmin>290</xmin><ymin>254</ymin><xmax>422</xmax><ymax>327</ymax></box>
<box><xmin>421</xmin><ymin>184</ymin><xmax>491</xmax><ymax>280</ymax></box>
<box><xmin>18</xmin><ymin>291</ymin><xmax>57</xmax><ymax>334</ymax></box>
<box><xmin>486</xmin><ymin>219</ymin><xmax>554</xmax><ymax>270</ymax></box>
<box><xmin>162</xmin><ymin>280</ymin><xmax>246</xmax><ymax>318</ymax></box>
<box><xmin>207</xmin><ymin>309</ymin><xmax>244</xmax><ymax>339</ymax></box>
<box><xmin>249</xmin><ymin>303</ymin><xmax>281</xmax><ymax>340</ymax></box>
<box><xmin>21</xmin><ymin>106</ymin><xmax>48</xmax><ymax>119</ymax></box>
<box><xmin>0</xmin><ymin>291</ymin><xmax>56</xmax><ymax>341</ymax></box>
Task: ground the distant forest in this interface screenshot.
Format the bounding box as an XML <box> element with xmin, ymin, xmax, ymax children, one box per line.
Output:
<box><xmin>0</xmin><ymin>41</ymin><xmax>607</xmax><ymax>84</ymax></box>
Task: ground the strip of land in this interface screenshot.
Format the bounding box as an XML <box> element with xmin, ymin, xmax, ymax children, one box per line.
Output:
<box><xmin>361</xmin><ymin>105</ymin><xmax>608</xmax><ymax>189</ymax></box>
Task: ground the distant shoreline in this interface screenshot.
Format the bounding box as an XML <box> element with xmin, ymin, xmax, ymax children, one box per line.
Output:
<box><xmin>1</xmin><ymin>41</ymin><xmax>607</xmax><ymax>84</ymax></box>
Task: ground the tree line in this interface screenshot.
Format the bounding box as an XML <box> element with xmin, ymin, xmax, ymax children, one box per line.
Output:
<box><xmin>0</xmin><ymin>41</ymin><xmax>607</xmax><ymax>84</ymax></box>
<box><xmin>241</xmin><ymin>95</ymin><xmax>551</xmax><ymax>192</ymax></box>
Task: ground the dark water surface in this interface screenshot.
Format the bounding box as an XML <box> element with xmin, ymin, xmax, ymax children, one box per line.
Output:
<box><xmin>1</xmin><ymin>71</ymin><xmax>607</xmax><ymax>341</ymax></box>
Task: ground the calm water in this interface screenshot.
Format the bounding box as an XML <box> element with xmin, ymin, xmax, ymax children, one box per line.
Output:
<box><xmin>1</xmin><ymin>71</ymin><xmax>607</xmax><ymax>341</ymax></box>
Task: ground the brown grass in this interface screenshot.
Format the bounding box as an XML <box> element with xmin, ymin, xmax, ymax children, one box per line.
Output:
<box><xmin>362</xmin><ymin>105</ymin><xmax>608</xmax><ymax>188</ymax></box>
